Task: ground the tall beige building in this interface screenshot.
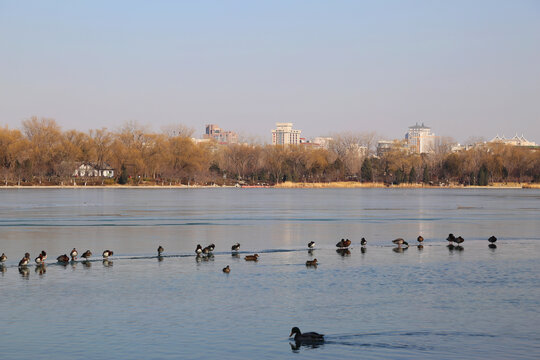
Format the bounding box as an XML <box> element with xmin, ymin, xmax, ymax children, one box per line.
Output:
<box><xmin>272</xmin><ymin>123</ymin><xmax>301</xmax><ymax>145</ymax></box>
<box><xmin>405</xmin><ymin>123</ymin><xmax>435</xmax><ymax>154</ymax></box>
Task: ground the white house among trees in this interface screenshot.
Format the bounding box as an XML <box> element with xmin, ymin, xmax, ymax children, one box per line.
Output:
<box><xmin>73</xmin><ymin>163</ymin><xmax>115</xmax><ymax>178</ymax></box>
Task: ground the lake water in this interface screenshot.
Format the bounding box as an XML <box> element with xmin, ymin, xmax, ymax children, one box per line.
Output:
<box><xmin>0</xmin><ymin>188</ymin><xmax>539</xmax><ymax>359</ymax></box>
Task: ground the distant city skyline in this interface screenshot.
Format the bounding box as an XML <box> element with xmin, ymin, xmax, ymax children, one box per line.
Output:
<box><xmin>1</xmin><ymin>1</ymin><xmax>539</xmax><ymax>143</ymax></box>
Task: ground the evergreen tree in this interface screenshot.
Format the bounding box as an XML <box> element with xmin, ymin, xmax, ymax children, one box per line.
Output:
<box><xmin>408</xmin><ymin>167</ymin><xmax>417</xmax><ymax>183</ymax></box>
<box><xmin>477</xmin><ymin>164</ymin><xmax>489</xmax><ymax>186</ymax></box>
<box><xmin>422</xmin><ymin>165</ymin><xmax>430</xmax><ymax>183</ymax></box>
<box><xmin>360</xmin><ymin>158</ymin><xmax>373</xmax><ymax>182</ymax></box>
<box><xmin>394</xmin><ymin>167</ymin><xmax>405</xmax><ymax>185</ymax></box>
<box><xmin>118</xmin><ymin>164</ymin><xmax>128</xmax><ymax>185</ymax></box>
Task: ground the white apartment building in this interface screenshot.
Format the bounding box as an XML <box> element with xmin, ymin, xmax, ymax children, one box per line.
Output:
<box><xmin>272</xmin><ymin>123</ymin><xmax>301</xmax><ymax>145</ymax></box>
<box><xmin>405</xmin><ymin>123</ymin><xmax>435</xmax><ymax>154</ymax></box>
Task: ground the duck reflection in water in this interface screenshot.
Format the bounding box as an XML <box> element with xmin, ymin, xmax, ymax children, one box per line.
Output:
<box><xmin>360</xmin><ymin>247</ymin><xmax>367</xmax><ymax>254</ymax></box>
<box><xmin>488</xmin><ymin>244</ymin><xmax>497</xmax><ymax>250</ymax></box>
<box><xmin>417</xmin><ymin>244</ymin><xmax>424</xmax><ymax>251</ymax></box>
<box><xmin>0</xmin><ymin>264</ymin><xmax>6</xmax><ymax>275</ymax></box>
<box><xmin>35</xmin><ymin>264</ymin><xmax>46</xmax><ymax>275</ymax></box>
<box><xmin>157</xmin><ymin>255</ymin><xmax>164</xmax><ymax>262</ymax></box>
<box><xmin>82</xmin><ymin>260</ymin><xmax>92</xmax><ymax>268</ymax></box>
<box><xmin>102</xmin><ymin>259</ymin><xmax>113</xmax><ymax>267</ymax></box>
<box><xmin>19</xmin><ymin>266</ymin><xmax>29</xmax><ymax>278</ymax></box>
<box><xmin>392</xmin><ymin>246</ymin><xmax>409</xmax><ymax>253</ymax></box>
<box><xmin>336</xmin><ymin>248</ymin><xmax>351</xmax><ymax>256</ymax></box>
<box><xmin>231</xmin><ymin>253</ymin><xmax>240</xmax><ymax>258</ymax></box>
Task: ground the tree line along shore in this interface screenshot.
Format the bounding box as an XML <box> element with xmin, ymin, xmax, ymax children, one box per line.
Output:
<box><xmin>1</xmin><ymin>117</ymin><xmax>539</xmax><ymax>187</ymax></box>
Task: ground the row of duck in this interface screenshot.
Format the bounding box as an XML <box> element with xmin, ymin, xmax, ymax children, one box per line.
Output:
<box><xmin>1</xmin><ymin>234</ymin><xmax>499</xmax><ymax>269</ymax></box>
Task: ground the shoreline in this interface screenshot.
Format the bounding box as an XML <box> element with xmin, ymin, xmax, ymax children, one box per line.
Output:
<box><xmin>0</xmin><ymin>182</ymin><xmax>538</xmax><ymax>189</ymax></box>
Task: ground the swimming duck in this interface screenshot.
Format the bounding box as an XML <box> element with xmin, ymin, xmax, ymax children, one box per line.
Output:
<box><xmin>308</xmin><ymin>241</ymin><xmax>315</xmax><ymax>249</ymax></box>
<box><xmin>455</xmin><ymin>236</ymin><xmax>464</xmax><ymax>246</ymax></box>
<box><xmin>417</xmin><ymin>236</ymin><xmax>424</xmax><ymax>244</ymax></box>
<box><xmin>19</xmin><ymin>253</ymin><xmax>30</xmax><ymax>267</ymax></box>
<box><xmin>360</xmin><ymin>238</ymin><xmax>367</xmax><ymax>246</ymax></box>
<box><xmin>306</xmin><ymin>259</ymin><xmax>318</xmax><ymax>267</ymax></box>
<box><xmin>102</xmin><ymin>250</ymin><xmax>113</xmax><ymax>258</ymax></box>
<box><xmin>447</xmin><ymin>233</ymin><xmax>456</xmax><ymax>245</ymax></box>
<box><xmin>289</xmin><ymin>327</ymin><xmax>324</xmax><ymax>343</ymax></box>
<box><xmin>392</xmin><ymin>238</ymin><xmax>408</xmax><ymax>247</ymax></box>
<box><xmin>222</xmin><ymin>265</ymin><xmax>230</xmax><ymax>273</ymax></box>
<box><xmin>488</xmin><ymin>236</ymin><xmax>497</xmax><ymax>244</ymax></box>
<box><xmin>244</xmin><ymin>254</ymin><xmax>259</xmax><ymax>261</ymax></box>
<box><xmin>231</xmin><ymin>243</ymin><xmax>240</xmax><ymax>252</ymax></box>
<box><xmin>35</xmin><ymin>254</ymin><xmax>44</xmax><ymax>265</ymax></box>
<box><xmin>157</xmin><ymin>246</ymin><xmax>164</xmax><ymax>256</ymax></box>
<box><xmin>40</xmin><ymin>251</ymin><xmax>47</xmax><ymax>260</ymax></box>
<box><xmin>81</xmin><ymin>250</ymin><xmax>92</xmax><ymax>259</ymax></box>
<box><xmin>57</xmin><ymin>254</ymin><xmax>70</xmax><ymax>263</ymax></box>
<box><xmin>336</xmin><ymin>239</ymin><xmax>351</xmax><ymax>248</ymax></box>
<box><xmin>195</xmin><ymin>244</ymin><xmax>202</xmax><ymax>255</ymax></box>
<box><xmin>70</xmin><ymin>248</ymin><xmax>78</xmax><ymax>261</ymax></box>
<box><xmin>0</xmin><ymin>253</ymin><xmax>6</xmax><ymax>263</ymax></box>
<box><xmin>208</xmin><ymin>244</ymin><xmax>215</xmax><ymax>252</ymax></box>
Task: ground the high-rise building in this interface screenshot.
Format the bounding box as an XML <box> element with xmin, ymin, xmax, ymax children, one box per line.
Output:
<box><xmin>203</xmin><ymin>124</ymin><xmax>238</xmax><ymax>144</ymax></box>
<box><xmin>272</xmin><ymin>123</ymin><xmax>301</xmax><ymax>145</ymax></box>
<box><xmin>405</xmin><ymin>123</ymin><xmax>435</xmax><ymax>154</ymax></box>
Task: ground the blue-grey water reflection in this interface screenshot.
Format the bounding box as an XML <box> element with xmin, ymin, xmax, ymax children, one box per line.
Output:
<box><xmin>0</xmin><ymin>188</ymin><xmax>539</xmax><ymax>359</ymax></box>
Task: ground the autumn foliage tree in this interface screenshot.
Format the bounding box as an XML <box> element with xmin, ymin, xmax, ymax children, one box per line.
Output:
<box><xmin>0</xmin><ymin>117</ymin><xmax>538</xmax><ymax>186</ymax></box>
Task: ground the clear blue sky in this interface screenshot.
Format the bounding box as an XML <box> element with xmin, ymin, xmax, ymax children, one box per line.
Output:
<box><xmin>1</xmin><ymin>0</ymin><xmax>539</xmax><ymax>142</ymax></box>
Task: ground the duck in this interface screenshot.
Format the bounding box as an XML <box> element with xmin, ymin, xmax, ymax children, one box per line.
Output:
<box><xmin>336</xmin><ymin>238</ymin><xmax>351</xmax><ymax>248</ymax></box>
<box><xmin>360</xmin><ymin>238</ymin><xmax>367</xmax><ymax>246</ymax></box>
<box><xmin>231</xmin><ymin>243</ymin><xmax>240</xmax><ymax>252</ymax></box>
<box><xmin>81</xmin><ymin>250</ymin><xmax>92</xmax><ymax>259</ymax></box>
<box><xmin>306</xmin><ymin>259</ymin><xmax>318</xmax><ymax>267</ymax></box>
<box><xmin>447</xmin><ymin>233</ymin><xmax>456</xmax><ymax>245</ymax></box>
<box><xmin>195</xmin><ymin>244</ymin><xmax>203</xmax><ymax>255</ymax></box>
<box><xmin>488</xmin><ymin>236</ymin><xmax>497</xmax><ymax>244</ymax></box>
<box><xmin>307</xmin><ymin>241</ymin><xmax>315</xmax><ymax>249</ymax></box>
<box><xmin>244</xmin><ymin>254</ymin><xmax>259</xmax><ymax>261</ymax></box>
<box><xmin>18</xmin><ymin>253</ymin><xmax>30</xmax><ymax>267</ymax></box>
<box><xmin>417</xmin><ymin>236</ymin><xmax>424</xmax><ymax>244</ymax></box>
<box><xmin>57</xmin><ymin>254</ymin><xmax>70</xmax><ymax>263</ymax></box>
<box><xmin>202</xmin><ymin>244</ymin><xmax>215</xmax><ymax>254</ymax></box>
<box><xmin>222</xmin><ymin>265</ymin><xmax>230</xmax><ymax>273</ymax></box>
<box><xmin>392</xmin><ymin>238</ymin><xmax>408</xmax><ymax>247</ymax></box>
<box><xmin>0</xmin><ymin>253</ymin><xmax>6</xmax><ymax>263</ymax></box>
<box><xmin>455</xmin><ymin>236</ymin><xmax>464</xmax><ymax>246</ymax></box>
<box><xmin>35</xmin><ymin>254</ymin><xmax>44</xmax><ymax>265</ymax></box>
<box><xmin>102</xmin><ymin>250</ymin><xmax>113</xmax><ymax>258</ymax></box>
<box><xmin>157</xmin><ymin>246</ymin><xmax>164</xmax><ymax>256</ymax></box>
<box><xmin>70</xmin><ymin>248</ymin><xmax>78</xmax><ymax>261</ymax></box>
<box><xmin>289</xmin><ymin>327</ymin><xmax>324</xmax><ymax>343</ymax></box>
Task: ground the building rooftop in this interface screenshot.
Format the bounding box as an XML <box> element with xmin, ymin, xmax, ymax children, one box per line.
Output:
<box><xmin>408</xmin><ymin>122</ymin><xmax>430</xmax><ymax>129</ymax></box>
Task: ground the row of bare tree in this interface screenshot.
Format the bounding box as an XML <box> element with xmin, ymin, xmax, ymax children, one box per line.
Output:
<box><xmin>0</xmin><ymin>117</ymin><xmax>539</xmax><ymax>185</ymax></box>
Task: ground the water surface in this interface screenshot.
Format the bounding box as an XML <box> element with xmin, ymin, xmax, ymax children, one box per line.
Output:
<box><xmin>0</xmin><ymin>189</ymin><xmax>539</xmax><ymax>359</ymax></box>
